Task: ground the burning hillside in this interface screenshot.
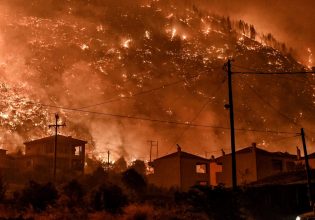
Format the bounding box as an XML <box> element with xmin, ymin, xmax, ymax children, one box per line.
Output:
<box><xmin>0</xmin><ymin>0</ymin><xmax>312</xmax><ymax>160</ymax></box>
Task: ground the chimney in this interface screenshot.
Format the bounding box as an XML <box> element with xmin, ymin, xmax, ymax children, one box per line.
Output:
<box><xmin>176</xmin><ymin>144</ymin><xmax>181</xmax><ymax>152</ymax></box>
<box><xmin>252</xmin><ymin>142</ymin><xmax>257</xmax><ymax>148</ymax></box>
<box><xmin>221</xmin><ymin>149</ymin><xmax>225</xmax><ymax>156</ymax></box>
<box><xmin>297</xmin><ymin>146</ymin><xmax>301</xmax><ymax>160</ymax></box>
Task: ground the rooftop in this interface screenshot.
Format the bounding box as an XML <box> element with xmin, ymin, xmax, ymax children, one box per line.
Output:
<box><xmin>154</xmin><ymin>146</ymin><xmax>209</xmax><ymax>162</ymax></box>
<box><xmin>24</xmin><ymin>135</ymin><xmax>87</xmax><ymax>145</ymax></box>
<box><xmin>217</xmin><ymin>144</ymin><xmax>297</xmax><ymax>160</ymax></box>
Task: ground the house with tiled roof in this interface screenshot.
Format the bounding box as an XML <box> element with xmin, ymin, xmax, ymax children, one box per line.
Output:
<box><xmin>23</xmin><ymin>135</ymin><xmax>87</xmax><ymax>176</ymax></box>
<box><xmin>148</xmin><ymin>145</ymin><xmax>210</xmax><ymax>191</ymax></box>
<box><xmin>214</xmin><ymin>143</ymin><xmax>298</xmax><ymax>187</ymax></box>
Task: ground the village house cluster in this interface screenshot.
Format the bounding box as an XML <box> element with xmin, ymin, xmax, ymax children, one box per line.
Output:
<box><xmin>148</xmin><ymin>143</ymin><xmax>306</xmax><ymax>190</ymax></box>
<box><xmin>0</xmin><ymin>134</ymin><xmax>309</xmax><ymax>190</ymax></box>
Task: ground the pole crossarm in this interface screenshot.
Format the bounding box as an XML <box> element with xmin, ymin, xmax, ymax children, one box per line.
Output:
<box><xmin>48</xmin><ymin>113</ymin><xmax>66</xmax><ymax>181</ymax></box>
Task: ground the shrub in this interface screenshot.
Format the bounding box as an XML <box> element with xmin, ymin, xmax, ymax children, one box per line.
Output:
<box><xmin>19</xmin><ymin>181</ymin><xmax>58</xmax><ymax>211</ymax></box>
<box><xmin>184</xmin><ymin>185</ymin><xmax>244</xmax><ymax>220</ymax></box>
<box><xmin>91</xmin><ymin>184</ymin><xmax>128</xmax><ymax>214</ymax></box>
<box><xmin>122</xmin><ymin>168</ymin><xmax>147</xmax><ymax>194</ymax></box>
<box><xmin>124</xmin><ymin>204</ymin><xmax>153</xmax><ymax>220</ymax></box>
<box><xmin>63</xmin><ymin>179</ymin><xmax>85</xmax><ymax>207</ymax></box>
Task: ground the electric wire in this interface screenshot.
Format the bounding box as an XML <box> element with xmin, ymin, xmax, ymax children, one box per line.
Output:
<box><xmin>167</xmin><ymin>76</ymin><xmax>227</xmax><ymax>153</ymax></box>
<box><xmin>241</xmin><ymin>77</ymin><xmax>300</xmax><ymax>127</ymax></box>
<box><xmin>37</xmin><ymin>102</ymin><xmax>298</xmax><ymax>134</ymax></box>
<box><xmin>75</xmin><ymin>73</ymin><xmax>205</xmax><ymax>110</ymax></box>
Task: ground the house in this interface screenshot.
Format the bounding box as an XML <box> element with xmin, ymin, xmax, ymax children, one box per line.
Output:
<box><xmin>303</xmin><ymin>151</ymin><xmax>315</xmax><ymax>169</ymax></box>
<box><xmin>148</xmin><ymin>146</ymin><xmax>210</xmax><ymax>191</ymax></box>
<box><xmin>23</xmin><ymin>135</ymin><xmax>87</xmax><ymax>175</ymax></box>
<box><xmin>0</xmin><ymin>149</ymin><xmax>14</xmax><ymax>177</ymax></box>
<box><xmin>214</xmin><ymin>143</ymin><xmax>298</xmax><ymax>187</ymax></box>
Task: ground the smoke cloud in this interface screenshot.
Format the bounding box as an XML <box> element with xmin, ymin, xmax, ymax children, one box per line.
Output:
<box><xmin>0</xmin><ymin>0</ymin><xmax>312</xmax><ymax>161</ymax></box>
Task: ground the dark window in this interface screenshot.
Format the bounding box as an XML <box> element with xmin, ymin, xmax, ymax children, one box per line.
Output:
<box><xmin>196</xmin><ymin>163</ymin><xmax>207</xmax><ymax>173</ymax></box>
<box><xmin>198</xmin><ymin>181</ymin><xmax>208</xmax><ymax>186</ymax></box>
<box><xmin>272</xmin><ymin>159</ymin><xmax>283</xmax><ymax>171</ymax></box>
<box><xmin>286</xmin><ymin>161</ymin><xmax>295</xmax><ymax>171</ymax></box>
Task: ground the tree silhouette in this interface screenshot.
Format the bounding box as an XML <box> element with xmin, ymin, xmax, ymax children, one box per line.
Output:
<box><xmin>129</xmin><ymin>160</ymin><xmax>146</xmax><ymax>176</ymax></box>
<box><xmin>113</xmin><ymin>157</ymin><xmax>127</xmax><ymax>173</ymax></box>
<box><xmin>122</xmin><ymin>168</ymin><xmax>147</xmax><ymax>194</ymax></box>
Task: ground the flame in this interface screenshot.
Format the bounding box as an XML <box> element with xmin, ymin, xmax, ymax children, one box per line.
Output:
<box><xmin>80</xmin><ymin>44</ymin><xmax>89</xmax><ymax>50</ymax></box>
<box><xmin>203</xmin><ymin>27</ymin><xmax>211</xmax><ymax>35</ymax></box>
<box><xmin>166</xmin><ymin>13</ymin><xmax>173</xmax><ymax>19</ymax></box>
<box><xmin>171</xmin><ymin>28</ymin><xmax>177</xmax><ymax>40</ymax></box>
<box><xmin>122</xmin><ymin>39</ymin><xmax>132</xmax><ymax>48</ymax></box>
<box><xmin>145</xmin><ymin>30</ymin><xmax>150</xmax><ymax>39</ymax></box>
<box><xmin>307</xmin><ymin>47</ymin><xmax>313</xmax><ymax>69</ymax></box>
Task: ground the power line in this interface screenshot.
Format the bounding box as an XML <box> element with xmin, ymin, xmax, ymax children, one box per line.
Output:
<box><xmin>234</xmin><ymin>128</ymin><xmax>298</xmax><ymax>135</ymax></box>
<box><xmin>168</xmin><ymin>76</ymin><xmax>227</xmax><ymax>153</ymax></box>
<box><xmin>75</xmin><ymin>73</ymin><xmax>208</xmax><ymax>110</ymax></box>
<box><xmin>233</xmin><ymin>71</ymin><xmax>315</xmax><ymax>75</ymax></box>
<box><xmin>257</xmin><ymin>134</ymin><xmax>300</xmax><ymax>145</ymax></box>
<box><xmin>241</xmin><ymin>78</ymin><xmax>300</xmax><ymax>127</ymax></box>
<box><xmin>34</xmin><ymin>101</ymin><xmax>297</xmax><ymax>135</ymax></box>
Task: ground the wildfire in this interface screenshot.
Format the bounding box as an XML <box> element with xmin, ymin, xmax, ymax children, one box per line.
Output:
<box><xmin>203</xmin><ymin>27</ymin><xmax>211</xmax><ymax>35</ymax></box>
<box><xmin>307</xmin><ymin>47</ymin><xmax>313</xmax><ymax>69</ymax></box>
<box><xmin>80</xmin><ymin>44</ymin><xmax>89</xmax><ymax>50</ymax></box>
<box><xmin>171</xmin><ymin>28</ymin><xmax>177</xmax><ymax>40</ymax></box>
<box><xmin>145</xmin><ymin>30</ymin><xmax>150</xmax><ymax>39</ymax></box>
<box><xmin>122</xmin><ymin>39</ymin><xmax>132</xmax><ymax>48</ymax></box>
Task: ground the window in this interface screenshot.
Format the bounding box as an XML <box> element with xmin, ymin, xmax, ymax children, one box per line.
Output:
<box><xmin>198</xmin><ymin>181</ymin><xmax>208</xmax><ymax>186</ymax></box>
<box><xmin>196</xmin><ymin>163</ymin><xmax>207</xmax><ymax>173</ymax></box>
<box><xmin>272</xmin><ymin>159</ymin><xmax>283</xmax><ymax>171</ymax></box>
<box><xmin>286</xmin><ymin>161</ymin><xmax>295</xmax><ymax>171</ymax></box>
<box><xmin>74</xmin><ymin>146</ymin><xmax>81</xmax><ymax>156</ymax></box>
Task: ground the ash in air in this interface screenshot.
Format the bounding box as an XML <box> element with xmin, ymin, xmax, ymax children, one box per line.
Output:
<box><xmin>0</xmin><ymin>0</ymin><xmax>313</xmax><ymax>161</ymax></box>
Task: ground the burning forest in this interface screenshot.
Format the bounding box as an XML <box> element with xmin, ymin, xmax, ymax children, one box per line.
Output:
<box><xmin>0</xmin><ymin>0</ymin><xmax>313</xmax><ymax>219</ymax></box>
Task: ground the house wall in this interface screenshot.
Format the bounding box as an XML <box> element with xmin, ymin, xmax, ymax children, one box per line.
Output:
<box><xmin>217</xmin><ymin>149</ymin><xmax>258</xmax><ymax>187</ymax></box>
<box><xmin>24</xmin><ymin>139</ymin><xmax>85</xmax><ymax>173</ymax></box>
<box><xmin>180</xmin><ymin>157</ymin><xmax>210</xmax><ymax>191</ymax></box>
<box><xmin>256</xmin><ymin>154</ymin><xmax>296</xmax><ymax>180</ymax></box>
<box><xmin>306</xmin><ymin>158</ymin><xmax>315</xmax><ymax>169</ymax></box>
<box><xmin>0</xmin><ymin>154</ymin><xmax>13</xmax><ymax>177</ymax></box>
<box><xmin>150</xmin><ymin>156</ymin><xmax>181</xmax><ymax>189</ymax></box>
<box><xmin>210</xmin><ymin>161</ymin><xmax>222</xmax><ymax>186</ymax></box>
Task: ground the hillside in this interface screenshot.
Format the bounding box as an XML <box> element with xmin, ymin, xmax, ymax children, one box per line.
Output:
<box><xmin>0</xmin><ymin>0</ymin><xmax>311</xmax><ymax>158</ymax></box>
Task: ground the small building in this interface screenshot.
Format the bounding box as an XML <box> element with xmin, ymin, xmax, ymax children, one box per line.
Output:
<box><xmin>0</xmin><ymin>149</ymin><xmax>14</xmax><ymax>176</ymax></box>
<box><xmin>303</xmin><ymin>151</ymin><xmax>315</xmax><ymax>169</ymax></box>
<box><xmin>23</xmin><ymin>135</ymin><xmax>87</xmax><ymax>176</ymax></box>
<box><xmin>214</xmin><ymin>143</ymin><xmax>298</xmax><ymax>187</ymax></box>
<box><xmin>148</xmin><ymin>146</ymin><xmax>210</xmax><ymax>191</ymax></box>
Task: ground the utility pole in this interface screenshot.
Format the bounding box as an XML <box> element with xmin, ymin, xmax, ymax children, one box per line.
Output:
<box><xmin>156</xmin><ymin>140</ymin><xmax>159</xmax><ymax>159</ymax></box>
<box><xmin>301</xmin><ymin>128</ymin><xmax>313</xmax><ymax>207</ymax></box>
<box><xmin>48</xmin><ymin>113</ymin><xmax>66</xmax><ymax>182</ymax></box>
<box><xmin>107</xmin><ymin>150</ymin><xmax>110</xmax><ymax>170</ymax></box>
<box><xmin>226</xmin><ymin>59</ymin><xmax>237</xmax><ymax>190</ymax></box>
<box><xmin>148</xmin><ymin>140</ymin><xmax>159</xmax><ymax>162</ymax></box>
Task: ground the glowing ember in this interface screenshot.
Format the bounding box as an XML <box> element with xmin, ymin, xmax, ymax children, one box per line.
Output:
<box><xmin>122</xmin><ymin>39</ymin><xmax>132</xmax><ymax>48</ymax></box>
<box><xmin>307</xmin><ymin>48</ymin><xmax>313</xmax><ymax>69</ymax></box>
<box><xmin>171</xmin><ymin>28</ymin><xmax>177</xmax><ymax>40</ymax></box>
